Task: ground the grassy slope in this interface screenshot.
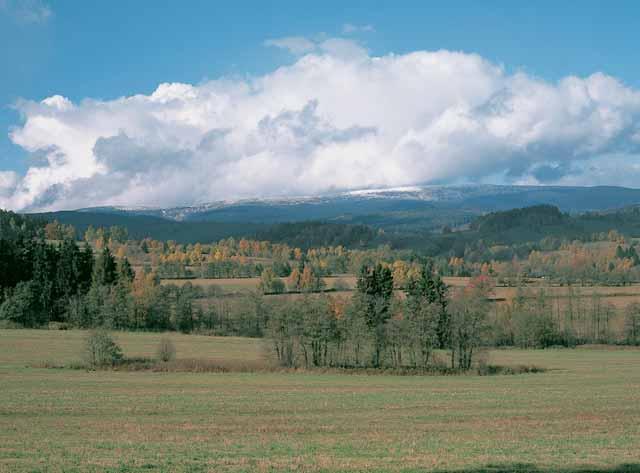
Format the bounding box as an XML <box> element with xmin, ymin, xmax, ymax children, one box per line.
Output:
<box><xmin>1</xmin><ymin>330</ymin><xmax>640</xmax><ymax>472</ymax></box>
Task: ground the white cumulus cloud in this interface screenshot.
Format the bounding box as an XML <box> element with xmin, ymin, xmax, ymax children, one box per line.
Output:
<box><xmin>4</xmin><ymin>41</ymin><xmax>640</xmax><ymax>211</ymax></box>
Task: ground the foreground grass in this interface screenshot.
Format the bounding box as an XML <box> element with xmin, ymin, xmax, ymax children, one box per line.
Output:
<box><xmin>1</xmin><ymin>330</ymin><xmax>639</xmax><ymax>472</ymax></box>
<box><xmin>0</xmin><ymin>329</ymin><xmax>264</xmax><ymax>368</ymax></box>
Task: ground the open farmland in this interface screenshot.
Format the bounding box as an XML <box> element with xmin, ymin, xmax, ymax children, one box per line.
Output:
<box><xmin>161</xmin><ymin>274</ymin><xmax>640</xmax><ymax>300</ymax></box>
<box><xmin>1</xmin><ymin>329</ymin><xmax>640</xmax><ymax>472</ymax></box>
<box><xmin>162</xmin><ymin>274</ymin><xmax>640</xmax><ymax>324</ymax></box>
<box><xmin>160</xmin><ymin>276</ymin><xmax>473</xmax><ymax>291</ymax></box>
<box><xmin>490</xmin><ymin>284</ymin><xmax>640</xmax><ymax>301</ymax></box>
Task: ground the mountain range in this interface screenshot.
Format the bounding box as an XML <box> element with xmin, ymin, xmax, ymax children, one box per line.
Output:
<box><xmin>32</xmin><ymin>185</ymin><xmax>640</xmax><ymax>246</ymax></box>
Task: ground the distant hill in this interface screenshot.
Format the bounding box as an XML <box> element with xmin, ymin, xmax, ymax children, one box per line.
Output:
<box><xmin>468</xmin><ymin>204</ymin><xmax>579</xmax><ymax>243</ymax></box>
<box><xmin>424</xmin><ymin>204</ymin><xmax>640</xmax><ymax>258</ymax></box>
<box><xmin>72</xmin><ymin>184</ymin><xmax>640</xmax><ymax>226</ymax></box>
<box><xmin>26</xmin><ymin>185</ymin><xmax>640</xmax><ymax>250</ymax></box>
<box><xmin>34</xmin><ymin>211</ymin><xmax>263</xmax><ymax>244</ymax></box>
<box><xmin>459</xmin><ymin>185</ymin><xmax>640</xmax><ymax>212</ymax></box>
<box><xmin>32</xmin><ymin>211</ymin><xmax>387</xmax><ymax>249</ymax></box>
<box><xmin>254</xmin><ymin>221</ymin><xmax>383</xmax><ymax>250</ymax></box>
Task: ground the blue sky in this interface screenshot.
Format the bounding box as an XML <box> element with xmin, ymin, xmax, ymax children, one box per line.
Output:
<box><xmin>2</xmin><ymin>0</ymin><xmax>640</xmax><ymax>210</ymax></box>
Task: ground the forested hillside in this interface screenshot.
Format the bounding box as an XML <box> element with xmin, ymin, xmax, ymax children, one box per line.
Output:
<box><xmin>426</xmin><ymin>205</ymin><xmax>640</xmax><ymax>256</ymax></box>
<box><xmin>254</xmin><ymin>221</ymin><xmax>383</xmax><ymax>250</ymax></box>
<box><xmin>0</xmin><ymin>209</ymin><xmax>46</xmax><ymax>240</ymax></box>
<box><xmin>34</xmin><ymin>203</ymin><xmax>640</xmax><ymax>255</ymax></box>
<box><xmin>35</xmin><ymin>211</ymin><xmax>263</xmax><ymax>243</ymax></box>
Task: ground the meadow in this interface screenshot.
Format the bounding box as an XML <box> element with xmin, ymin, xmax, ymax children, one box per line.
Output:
<box><xmin>1</xmin><ymin>329</ymin><xmax>639</xmax><ymax>472</ymax></box>
<box><xmin>159</xmin><ymin>276</ymin><xmax>472</xmax><ymax>292</ymax></box>
<box><xmin>160</xmin><ymin>274</ymin><xmax>640</xmax><ymax>304</ymax></box>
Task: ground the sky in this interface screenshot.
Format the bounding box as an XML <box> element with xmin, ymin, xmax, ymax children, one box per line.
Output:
<box><xmin>1</xmin><ymin>0</ymin><xmax>640</xmax><ymax>211</ymax></box>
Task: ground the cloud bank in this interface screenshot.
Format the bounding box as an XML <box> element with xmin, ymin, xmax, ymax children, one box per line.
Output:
<box><xmin>4</xmin><ymin>41</ymin><xmax>640</xmax><ymax>211</ymax></box>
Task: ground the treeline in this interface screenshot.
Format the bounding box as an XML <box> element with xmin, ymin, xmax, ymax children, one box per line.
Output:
<box><xmin>0</xmin><ymin>237</ymin><xmax>124</xmax><ymax>328</ymax></box>
<box><xmin>491</xmin><ymin>287</ymin><xmax>640</xmax><ymax>347</ymax></box>
<box><xmin>156</xmin><ymin>260</ymin><xmax>269</xmax><ymax>279</ymax></box>
<box><xmin>0</xmin><ymin>209</ymin><xmax>46</xmax><ymax>240</ymax></box>
<box><xmin>36</xmin><ymin>210</ymin><xmax>263</xmax><ymax>244</ymax></box>
<box><xmin>471</xmin><ymin>205</ymin><xmax>570</xmax><ymax>234</ymax></box>
<box><xmin>112</xmin><ymin>234</ymin><xmax>405</xmax><ymax>280</ymax></box>
<box><xmin>0</xmin><ymin>211</ymin><xmax>178</xmax><ymax>330</ymax></box>
<box><xmin>0</xmin><ymin>234</ymin><xmax>222</xmax><ymax>332</ymax></box>
<box><xmin>39</xmin><ymin>210</ymin><xmax>387</xmax><ymax>248</ymax></box>
<box><xmin>77</xmin><ymin>205</ymin><xmax>640</xmax><ymax>286</ymax></box>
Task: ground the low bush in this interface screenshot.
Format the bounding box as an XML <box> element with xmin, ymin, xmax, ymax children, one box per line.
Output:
<box><xmin>0</xmin><ymin>319</ymin><xmax>21</xmax><ymax>329</ymax></box>
<box><xmin>156</xmin><ymin>336</ymin><xmax>176</xmax><ymax>362</ymax></box>
<box><xmin>84</xmin><ymin>330</ymin><xmax>124</xmax><ymax>368</ymax></box>
<box><xmin>332</xmin><ymin>279</ymin><xmax>351</xmax><ymax>291</ymax></box>
<box><xmin>477</xmin><ymin>364</ymin><xmax>546</xmax><ymax>376</ymax></box>
<box><xmin>48</xmin><ymin>322</ymin><xmax>69</xmax><ymax>330</ymax></box>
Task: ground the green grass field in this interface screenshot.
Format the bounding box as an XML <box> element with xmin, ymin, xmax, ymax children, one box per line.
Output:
<box><xmin>1</xmin><ymin>330</ymin><xmax>639</xmax><ymax>472</ymax></box>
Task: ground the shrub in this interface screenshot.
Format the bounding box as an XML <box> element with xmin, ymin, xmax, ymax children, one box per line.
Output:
<box><xmin>332</xmin><ymin>279</ymin><xmax>351</xmax><ymax>291</ymax></box>
<box><xmin>259</xmin><ymin>268</ymin><xmax>285</xmax><ymax>294</ymax></box>
<box><xmin>156</xmin><ymin>336</ymin><xmax>176</xmax><ymax>362</ymax></box>
<box><xmin>477</xmin><ymin>364</ymin><xmax>546</xmax><ymax>376</ymax></box>
<box><xmin>0</xmin><ymin>319</ymin><xmax>21</xmax><ymax>329</ymax></box>
<box><xmin>84</xmin><ymin>330</ymin><xmax>123</xmax><ymax>368</ymax></box>
<box><xmin>48</xmin><ymin>322</ymin><xmax>69</xmax><ymax>330</ymax></box>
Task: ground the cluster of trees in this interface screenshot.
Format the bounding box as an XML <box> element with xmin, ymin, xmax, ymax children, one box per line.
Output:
<box><xmin>0</xmin><ymin>235</ymin><xmax>126</xmax><ymax>328</ymax></box>
<box><xmin>254</xmin><ymin>221</ymin><xmax>382</xmax><ymax>250</ymax></box>
<box><xmin>488</xmin><ymin>286</ymin><xmax>640</xmax><ymax>347</ymax></box>
<box><xmin>156</xmin><ymin>260</ymin><xmax>267</xmax><ymax>279</ymax></box>
<box><xmin>257</xmin><ymin>265</ymin><xmax>326</xmax><ymax>295</ymax></box>
<box><xmin>44</xmin><ymin>220</ymin><xmax>76</xmax><ymax>241</ymax></box>
<box><xmin>199</xmin><ymin>260</ymin><xmax>266</xmax><ymax>278</ymax></box>
<box><xmin>267</xmin><ymin>264</ymin><xmax>491</xmax><ymax>370</ymax></box>
<box><xmin>0</xmin><ymin>238</ymin><xmax>236</xmax><ymax>333</ymax></box>
<box><xmin>0</xmin><ymin>210</ymin><xmax>46</xmax><ymax>238</ymax></box>
<box><xmin>0</xmin><ymin>213</ymin><xmax>206</xmax><ymax>332</ymax></box>
<box><xmin>616</xmin><ymin>245</ymin><xmax>640</xmax><ymax>266</ymax></box>
<box><xmin>470</xmin><ymin>205</ymin><xmax>569</xmax><ymax>234</ymax></box>
<box><xmin>285</xmin><ymin>265</ymin><xmax>325</xmax><ymax>292</ymax></box>
<box><xmin>495</xmin><ymin>240</ymin><xmax>640</xmax><ymax>286</ymax></box>
<box><xmin>84</xmin><ymin>225</ymin><xmax>129</xmax><ymax>244</ymax></box>
<box><xmin>0</xmin><ymin>211</ymin><xmax>94</xmax><ymax>326</ymax></box>
<box><xmin>437</xmin><ymin>237</ymin><xmax>640</xmax><ymax>287</ymax></box>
